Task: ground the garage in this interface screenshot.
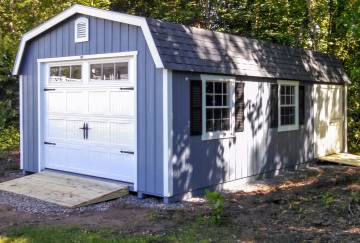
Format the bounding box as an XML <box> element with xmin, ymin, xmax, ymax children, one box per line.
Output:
<box><xmin>40</xmin><ymin>55</ymin><xmax>137</xmax><ymax>183</ymax></box>
<box><xmin>12</xmin><ymin>4</ymin><xmax>350</xmax><ymax>201</ymax></box>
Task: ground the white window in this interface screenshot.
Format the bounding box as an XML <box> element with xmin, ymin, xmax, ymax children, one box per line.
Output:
<box><xmin>75</xmin><ymin>17</ymin><xmax>88</xmax><ymax>43</ymax></box>
<box><xmin>278</xmin><ymin>80</ymin><xmax>299</xmax><ymax>132</ymax></box>
<box><xmin>49</xmin><ymin>65</ymin><xmax>82</xmax><ymax>83</ymax></box>
<box><xmin>201</xmin><ymin>75</ymin><xmax>235</xmax><ymax>140</ymax></box>
<box><xmin>90</xmin><ymin>62</ymin><xmax>129</xmax><ymax>81</ymax></box>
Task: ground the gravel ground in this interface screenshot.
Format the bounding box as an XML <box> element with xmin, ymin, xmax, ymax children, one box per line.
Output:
<box><xmin>0</xmin><ymin>170</ymin><xmax>189</xmax><ymax>216</ymax></box>
<box><xmin>0</xmin><ymin>190</ymin><xmax>187</xmax><ymax>216</ymax></box>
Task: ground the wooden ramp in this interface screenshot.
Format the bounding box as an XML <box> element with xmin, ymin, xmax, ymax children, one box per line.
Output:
<box><xmin>319</xmin><ymin>153</ymin><xmax>360</xmax><ymax>167</ymax></box>
<box><xmin>0</xmin><ymin>171</ymin><xmax>128</xmax><ymax>208</ymax></box>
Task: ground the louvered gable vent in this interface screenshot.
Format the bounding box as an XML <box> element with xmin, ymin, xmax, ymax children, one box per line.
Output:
<box><xmin>75</xmin><ymin>17</ymin><xmax>88</xmax><ymax>43</ymax></box>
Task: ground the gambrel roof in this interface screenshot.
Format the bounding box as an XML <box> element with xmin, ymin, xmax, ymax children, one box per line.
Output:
<box><xmin>147</xmin><ymin>18</ymin><xmax>349</xmax><ymax>84</ymax></box>
<box><xmin>14</xmin><ymin>4</ymin><xmax>349</xmax><ymax>84</ymax></box>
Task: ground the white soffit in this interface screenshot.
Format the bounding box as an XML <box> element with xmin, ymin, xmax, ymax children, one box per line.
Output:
<box><xmin>12</xmin><ymin>4</ymin><xmax>164</xmax><ymax>75</ymax></box>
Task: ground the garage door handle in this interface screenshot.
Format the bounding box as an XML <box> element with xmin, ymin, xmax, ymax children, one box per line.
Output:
<box><xmin>120</xmin><ymin>150</ymin><xmax>134</xmax><ymax>155</ymax></box>
<box><xmin>120</xmin><ymin>87</ymin><xmax>134</xmax><ymax>91</ymax></box>
<box><xmin>44</xmin><ymin>141</ymin><xmax>56</xmax><ymax>145</ymax></box>
<box><xmin>44</xmin><ymin>88</ymin><xmax>56</xmax><ymax>91</ymax></box>
<box><xmin>79</xmin><ymin>122</ymin><xmax>86</xmax><ymax>139</ymax></box>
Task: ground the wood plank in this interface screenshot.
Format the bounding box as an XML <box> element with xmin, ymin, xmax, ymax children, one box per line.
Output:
<box><xmin>0</xmin><ymin>171</ymin><xmax>128</xmax><ymax>208</ymax></box>
<box><xmin>319</xmin><ymin>153</ymin><xmax>360</xmax><ymax>167</ymax></box>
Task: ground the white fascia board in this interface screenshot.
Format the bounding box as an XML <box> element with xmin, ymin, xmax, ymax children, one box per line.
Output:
<box><xmin>12</xmin><ymin>4</ymin><xmax>163</xmax><ymax>75</ymax></box>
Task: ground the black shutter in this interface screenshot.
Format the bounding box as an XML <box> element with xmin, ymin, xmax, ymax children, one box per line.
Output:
<box><xmin>299</xmin><ymin>85</ymin><xmax>305</xmax><ymax>125</ymax></box>
<box><xmin>235</xmin><ymin>82</ymin><xmax>245</xmax><ymax>132</ymax></box>
<box><xmin>270</xmin><ymin>84</ymin><xmax>278</xmax><ymax>128</ymax></box>
<box><xmin>190</xmin><ymin>80</ymin><xmax>202</xmax><ymax>135</ymax></box>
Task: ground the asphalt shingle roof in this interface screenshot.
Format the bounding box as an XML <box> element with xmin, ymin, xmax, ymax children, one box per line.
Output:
<box><xmin>147</xmin><ymin>18</ymin><xmax>349</xmax><ymax>84</ymax></box>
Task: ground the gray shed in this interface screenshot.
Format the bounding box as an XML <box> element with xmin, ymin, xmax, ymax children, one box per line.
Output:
<box><xmin>13</xmin><ymin>4</ymin><xmax>349</xmax><ymax>201</ymax></box>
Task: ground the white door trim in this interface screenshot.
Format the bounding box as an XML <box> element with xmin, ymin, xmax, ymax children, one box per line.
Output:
<box><xmin>37</xmin><ymin>52</ymin><xmax>138</xmax><ymax>190</ymax></box>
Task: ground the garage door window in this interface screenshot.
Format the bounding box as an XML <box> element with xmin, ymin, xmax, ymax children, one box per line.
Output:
<box><xmin>50</xmin><ymin>65</ymin><xmax>82</xmax><ymax>83</ymax></box>
<box><xmin>90</xmin><ymin>62</ymin><xmax>128</xmax><ymax>81</ymax></box>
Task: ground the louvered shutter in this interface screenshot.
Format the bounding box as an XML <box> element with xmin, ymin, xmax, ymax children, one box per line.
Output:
<box><xmin>75</xmin><ymin>17</ymin><xmax>88</xmax><ymax>43</ymax></box>
<box><xmin>270</xmin><ymin>84</ymin><xmax>278</xmax><ymax>128</ymax></box>
<box><xmin>190</xmin><ymin>80</ymin><xmax>202</xmax><ymax>135</ymax></box>
<box><xmin>235</xmin><ymin>82</ymin><xmax>245</xmax><ymax>132</ymax></box>
<box><xmin>299</xmin><ymin>85</ymin><xmax>305</xmax><ymax>125</ymax></box>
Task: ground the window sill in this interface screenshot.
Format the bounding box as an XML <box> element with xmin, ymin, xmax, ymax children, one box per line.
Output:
<box><xmin>277</xmin><ymin>124</ymin><xmax>299</xmax><ymax>132</ymax></box>
<box><xmin>201</xmin><ymin>131</ymin><xmax>235</xmax><ymax>141</ymax></box>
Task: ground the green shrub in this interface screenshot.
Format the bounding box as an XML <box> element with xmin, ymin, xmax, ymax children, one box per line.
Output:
<box><xmin>205</xmin><ymin>190</ymin><xmax>225</xmax><ymax>225</ymax></box>
<box><xmin>321</xmin><ymin>192</ymin><xmax>336</xmax><ymax>209</ymax></box>
<box><xmin>0</xmin><ymin>126</ymin><xmax>19</xmax><ymax>152</ymax></box>
<box><xmin>350</xmin><ymin>191</ymin><xmax>360</xmax><ymax>203</ymax></box>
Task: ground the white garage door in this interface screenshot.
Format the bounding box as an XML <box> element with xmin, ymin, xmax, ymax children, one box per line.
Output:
<box><xmin>314</xmin><ymin>84</ymin><xmax>344</xmax><ymax>157</ymax></box>
<box><xmin>42</xmin><ymin>60</ymin><xmax>136</xmax><ymax>183</ymax></box>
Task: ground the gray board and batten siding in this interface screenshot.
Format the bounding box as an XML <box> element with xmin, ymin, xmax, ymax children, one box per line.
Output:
<box><xmin>171</xmin><ymin>71</ymin><xmax>315</xmax><ymax>196</ymax></box>
<box><xmin>19</xmin><ymin>14</ymin><xmax>164</xmax><ymax>196</ymax></box>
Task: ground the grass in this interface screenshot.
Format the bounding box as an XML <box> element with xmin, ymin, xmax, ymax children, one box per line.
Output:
<box><xmin>0</xmin><ymin>219</ymin><xmax>237</xmax><ymax>243</ymax></box>
<box><xmin>0</xmin><ymin>226</ymin><xmax>174</xmax><ymax>243</ymax></box>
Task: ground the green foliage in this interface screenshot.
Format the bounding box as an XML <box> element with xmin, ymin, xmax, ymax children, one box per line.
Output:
<box><xmin>350</xmin><ymin>191</ymin><xmax>360</xmax><ymax>203</ymax></box>
<box><xmin>289</xmin><ymin>200</ymin><xmax>305</xmax><ymax>214</ymax></box>
<box><xmin>1</xmin><ymin>224</ymin><xmax>212</xmax><ymax>243</ymax></box>
<box><xmin>205</xmin><ymin>190</ymin><xmax>225</xmax><ymax>225</ymax></box>
<box><xmin>321</xmin><ymin>192</ymin><xmax>336</xmax><ymax>209</ymax></box>
<box><xmin>0</xmin><ymin>126</ymin><xmax>19</xmax><ymax>152</ymax></box>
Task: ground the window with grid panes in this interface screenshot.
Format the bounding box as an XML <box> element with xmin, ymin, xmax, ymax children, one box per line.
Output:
<box><xmin>205</xmin><ymin>81</ymin><xmax>230</xmax><ymax>132</ymax></box>
<box><xmin>279</xmin><ymin>85</ymin><xmax>296</xmax><ymax>125</ymax></box>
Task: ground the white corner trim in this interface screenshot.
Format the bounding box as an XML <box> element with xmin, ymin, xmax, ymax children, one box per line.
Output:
<box><xmin>74</xmin><ymin>16</ymin><xmax>89</xmax><ymax>43</ymax></box>
<box><xmin>12</xmin><ymin>4</ymin><xmax>163</xmax><ymax>75</ymax></box>
<box><xmin>163</xmin><ymin>69</ymin><xmax>173</xmax><ymax>197</ymax></box>
<box><xmin>200</xmin><ymin>74</ymin><xmax>236</xmax><ymax>141</ymax></box>
<box><xmin>344</xmin><ymin>84</ymin><xmax>348</xmax><ymax>153</ymax></box>
<box><xmin>277</xmin><ymin>80</ymin><xmax>299</xmax><ymax>132</ymax></box>
<box><xmin>19</xmin><ymin>75</ymin><xmax>24</xmax><ymax>170</ymax></box>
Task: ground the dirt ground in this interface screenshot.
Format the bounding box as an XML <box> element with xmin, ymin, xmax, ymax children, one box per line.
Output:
<box><xmin>0</xmin><ymin>161</ymin><xmax>359</xmax><ymax>242</ymax></box>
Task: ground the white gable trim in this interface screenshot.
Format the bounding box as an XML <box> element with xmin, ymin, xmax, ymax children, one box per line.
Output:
<box><xmin>12</xmin><ymin>4</ymin><xmax>163</xmax><ymax>75</ymax></box>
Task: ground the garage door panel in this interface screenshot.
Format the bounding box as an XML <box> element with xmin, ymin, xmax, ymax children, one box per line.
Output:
<box><xmin>109</xmin><ymin>152</ymin><xmax>135</xmax><ymax>182</ymax></box>
<box><xmin>110</xmin><ymin>91</ymin><xmax>134</xmax><ymax>116</ymax></box>
<box><xmin>87</xmin><ymin>121</ymin><xmax>110</xmax><ymax>144</ymax></box>
<box><xmin>67</xmin><ymin>92</ymin><xmax>87</xmax><ymax>114</ymax></box>
<box><xmin>89</xmin><ymin>91</ymin><xmax>110</xmax><ymax>114</ymax></box>
<box><xmin>48</xmin><ymin>92</ymin><xmax>66</xmax><ymax>113</ymax></box>
<box><xmin>110</xmin><ymin>121</ymin><xmax>135</xmax><ymax>147</ymax></box>
<box><xmin>66</xmin><ymin>119</ymin><xmax>85</xmax><ymax>141</ymax></box>
<box><xmin>44</xmin><ymin>145</ymin><xmax>68</xmax><ymax>168</ymax></box>
<box><xmin>47</xmin><ymin>119</ymin><xmax>66</xmax><ymax>139</ymax></box>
